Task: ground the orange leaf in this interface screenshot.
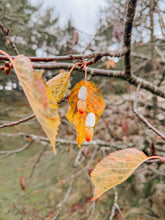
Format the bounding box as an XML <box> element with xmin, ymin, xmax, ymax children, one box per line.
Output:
<box><xmin>106</xmin><ymin>60</ymin><xmax>116</xmax><ymax>70</ymax></box>
<box><xmin>13</xmin><ymin>55</ymin><xmax>60</xmax><ymax>153</ymax></box>
<box><xmin>66</xmin><ymin>80</ymin><xmax>105</xmax><ymax>147</ymax></box>
<box><xmin>90</xmin><ymin>148</ymin><xmax>148</xmax><ymax>201</ymax></box>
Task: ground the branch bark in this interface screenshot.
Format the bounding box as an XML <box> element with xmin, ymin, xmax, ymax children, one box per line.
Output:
<box><xmin>33</xmin><ymin>62</ymin><xmax>165</xmax><ymax>99</ymax></box>
<box><xmin>0</xmin><ymin>48</ymin><xmax>127</xmax><ymax>62</ymax></box>
<box><xmin>0</xmin><ymin>95</ymin><xmax>69</xmax><ymax>129</ymax></box>
<box><xmin>124</xmin><ymin>0</ymin><xmax>137</xmax><ymax>77</ymax></box>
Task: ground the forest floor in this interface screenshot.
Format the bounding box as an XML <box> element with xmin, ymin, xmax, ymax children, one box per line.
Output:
<box><xmin>0</xmin><ymin>85</ymin><xmax>165</xmax><ymax>220</ymax></box>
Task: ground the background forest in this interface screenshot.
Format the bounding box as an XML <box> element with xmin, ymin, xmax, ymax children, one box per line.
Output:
<box><xmin>0</xmin><ymin>0</ymin><xmax>165</xmax><ymax>219</ymax></box>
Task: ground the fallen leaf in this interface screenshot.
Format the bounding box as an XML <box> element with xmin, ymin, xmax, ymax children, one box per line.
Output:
<box><xmin>33</xmin><ymin>190</ymin><xmax>41</xmax><ymax>194</ymax></box>
<box><xmin>90</xmin><ymin>148</ymin><xmax>148</xmax><ymax>200</ymax></box>
<box><xmin>20</xmin><ymin>175</ymin><xmax>25</xmax><ymax>191</ymax></box>
<box><xmin>13</xmin><ymin>55</ymin><xmax>60</xmax><ymax>153</ymax></box>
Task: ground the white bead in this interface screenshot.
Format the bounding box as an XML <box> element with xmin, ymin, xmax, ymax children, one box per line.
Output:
<box><xmin>85</xmin><ymin>113</ymin><xmax>95</xmax><ymax>127</ymax></box>
<box><xmin>78</xmin><ymin>86</ymin><xmax>87</xmax><ymax>101</ymax></box>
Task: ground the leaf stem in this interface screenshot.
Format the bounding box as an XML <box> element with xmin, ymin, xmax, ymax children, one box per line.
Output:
<box><xmin>148</xmin><ymin>155</ymin><xmax>165</xmax><ymax>163</ymax></box>
<box><xmin>0</xmin><ymin>49</ymin><xmax>13</xmax><ymax>65</ymax></box>
<box><xmin>84</xmin><ymin>64</ymin><xmax>87</xmax><ymax>81</ymax></box>
<box><xmin>69</xmin><ymin>62</ymin><xmax>79</xmax><ymax>74</ymax></box>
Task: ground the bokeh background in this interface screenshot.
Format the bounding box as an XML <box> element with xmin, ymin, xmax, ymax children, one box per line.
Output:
<box><xmin>0</xmin><ymin>0</ymin><xmax>165</xmax><ymax>219</ymax></box>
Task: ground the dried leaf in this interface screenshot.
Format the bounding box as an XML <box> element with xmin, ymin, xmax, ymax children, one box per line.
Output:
<box><xmin>33</xmin><ymin>190</ymin><xmax>41</xmax><ymax>194</ymax></box>
<box><xmin>113</xmin><ymin>22</ymin><xmax>123</xmax><ymax>41</ymax></box>
<box><xmin>121</xmin><ymin>118</ymin><xmax>128</xmax><ymax>133</ymax></box>
<box><xmin>20</xmin><ymin>175</ymin><xmax>25</xmax><ymax>191</ymax></box>
<box><xmin>47</xmin><ymin>70</ymin><xmax>70</xmax><ymax>102</ymax></box>
<box><xmin>5</xmin><ymin>38</ymin><xmax>10</xmax><ymax>46</ymax></box>
<box><xmin>150</xmin><ymin>142</ymin><xmax>156</xmax><ymax>156</ymax></box>
<box><xmin>106</xmin><ymin>60</ymin><xmax>116</xmax><ymax>70</ymax></box>
<box><xmin>66</xmin><ymin>80</ymin><xmax>105</xmax><ymax>147</ymax></box>
<box><xmin>28</xmin><ymin>137</ymin><xmax>33</xmax><ymax>142</ymax></box>
<box><xmin>72</xmin><ymin>31</ymin><xmax>79</xmax><ymax>45</ymax></box>
<box><xmin>90</xmin><ymin>148</ymin><xmax>148</xmax><ymax>201</ymax></box>
<box><xmin>13</xmin><ymin>55</ymin><xmax>60</xmax><ymax>153</ymax></box>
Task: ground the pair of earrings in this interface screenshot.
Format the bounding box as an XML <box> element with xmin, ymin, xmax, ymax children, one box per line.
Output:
<box><xmin>77</xmin><ymin>85</ymin><xmax>95</xmax><ymax>142</ymax></box>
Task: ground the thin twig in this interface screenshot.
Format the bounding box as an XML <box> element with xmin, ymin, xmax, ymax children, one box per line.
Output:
<box><xmin>148</xmin><ymin>166</ymin><xmax>165</xmax><ymax>176</ymax></box>
<box><xmin>88</xmin><ymin>198</ymin><xmax>96</xmax><ymax>220</ymax></box>
<box><xmin>0</xmin><ymin>95</ymin><xmax>69</xmax><ymax>129</ymax></box>
<box><xmin>74</xmin><ymin>146</ymin><xmax>85</xmax><ymax>167</ymax></box>
<box><xmin>109</xmin><ymin>188</ymin><xmax>126</xmax><ymax>220</ymax></box>
<box><xmin>85</xmin><ymin>170</ymin><xmax>96</xmax><ymax>220</ymax></box>
<box><xmin>0</xmin><ymin>141</ymin><xmax>32</xmax><ymax>155</ymax></box>
<box><xmin>29</xmin><ymin>144</ymin><xmax>48</xmax><ymax>178</ymax></box>
<box><xmin>59</xmin><ymin>146</ymin><xmax>99</xmax><ymax>184</ymax></box>
<box><xmin>0</xmin><ymin>21</ymin><xmax>9</xmax><ymax>35</ymax></box>
<box><xmin>51</xmin><ymin>181</ymin><xmax>73</xmax><ymax>220</ymax></box>
<box><xmin>0</xmin><ymin>48</ymin><xmax>127</xmax><ymax>62</ymax></box>
<box><xmin>109</xmin><ymin>187</ymin><xmax>118</xmax><ymax>220</ymax></box>
<box><xmin>157</xmin><ymin>68</ymin><xmax>165</xmax><ymax>88</ymax></box>
<box><xmin>0</xmin><ymin>114</ymin><xmax>35</xmax><ymax>128</ymax></box>
<box><xmin>115</xmin><ymin>203</ymin><xmax>126</xmax><ymax>220</ymax></box>
<box><xmin>0</xmin><ymin>21</ymin><xmax>19</xmax><ymax>55</ymax></box>
<box><xmin>133</xmin><ymin>84</ymin><xmax>165</xmax><ymax>141</ymax></box>
<box><xmin>133</xmin><ymin>58</ymin><xmax>151</xmax><ymax>73</ymax></box>
<box><xmin>0</xmin><ymin>131</ymin><xmax>135</xmax><ymax>149</ymax></box>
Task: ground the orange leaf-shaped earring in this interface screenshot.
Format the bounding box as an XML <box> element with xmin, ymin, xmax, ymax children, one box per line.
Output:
<box><xmin>77</xmin><ymin>86</ymin><xmax>87</xmax><ymax>114</ymax></box>
<box><xmin>85</xmin><ymin>113</ymin><xmax>95</xmax><ymax>142</ymax></box>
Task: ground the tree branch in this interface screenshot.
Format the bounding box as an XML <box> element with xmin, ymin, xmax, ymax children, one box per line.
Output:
<box><xmin>51</xmin><ymin>181</ymin><xmax>73</xmax><ymax>220</ymax></box>
<box><xmin>0</xmin><ymin>21</ymin><xmax>9</xmax><ymax>35</ymax></box>
<box><xmin>124</xmin><ymin>0</ymin><xmax>137</xmax><ymax>77</ymax></box>
<box><xmin>59</xmin><ymin>146</ymin><xmax>99</xmax><ymax>185</ymax></box>
<box><xmin>0</xmin><ymin>95</ymin><xmax>69</xmax><ymax>129</ymax></box>
<box><xmin>0</xmin><ymin>114</ymin><xmax>35</xmax><ymax>128</ymax></box>
<box><xmin>86</xmin><ymin>170</ymin><xmax>96</xmax><ymax>220</ymax></box>
<box><xmin>133</xmin><ymin>84</ymin><xmax>165</xmax><ymax>141</ymax></box>
<box><xmin>33</xmin><ymin>62</ymin><xmax>165</xmax><ymax>99</ymax></box>
<box><xmin>0</xmin><ymin>48</ymin><xmax>127</xmax><ymax>62</ymax></box>
<box><xmin>109</xmin><ymin>187</ymin><xmax>126</xmax><ymax>220</ymax></box>
<box><xmin>0</xmin><ymin>132</ymin><xmax>135</xmax><ymax>149</ymax></box>
<box><xmin>109</xmin><ymin>187</ymin><xmax>118</xmax><ymax>220</ymax></box>
<box><xmin>29</xmin><ymin>144</ymin><xmax>48</xmax><ymax>178</ymax></box>
<box><xmin>0</xmin><ymin>141</ymin><xmax>32</xmax><ymax>155</ymax></box>
<box><xmin>0</xmin><ymin>20</ymin><xmax>19</xmax><ymax>55</ymax></box>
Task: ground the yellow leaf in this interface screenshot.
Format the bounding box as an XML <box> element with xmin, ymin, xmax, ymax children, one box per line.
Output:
<box><xmin>90</xmin><ymin>148</ymin><xmax>148</xmax><ymax>201</ymax></box>
<box><xmin>13</xmin><ymin>55</ymin><xmax>60</xmax><ymax>154</ymax></box>
<box><xmin>66</xmin><ymin>80</ymin><xmax>105</xmax><ymax>147</ymax></box>
<box><xmin>47</xmin><ymin>70</ymin><xmax>71</xmax><ymax>102</ymax></box>
<box><xmin>106</xmin><ymin>60</ymin><xmax>116</xmax><ymax>69</ymax></box>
